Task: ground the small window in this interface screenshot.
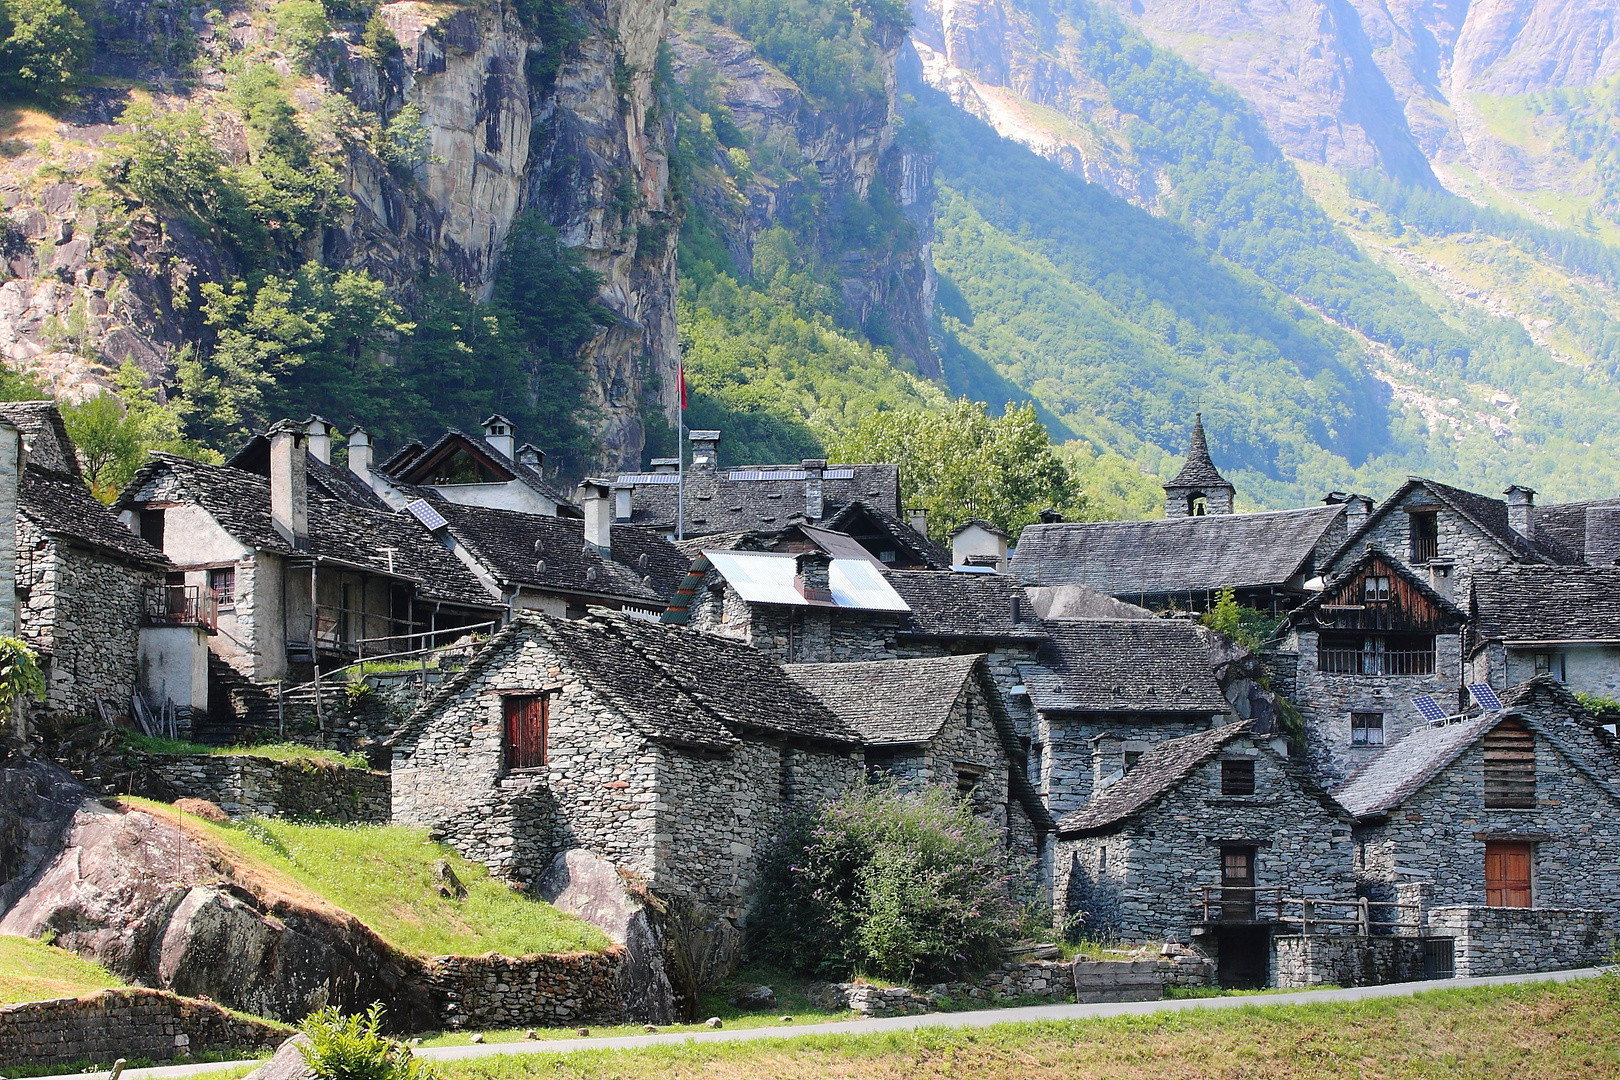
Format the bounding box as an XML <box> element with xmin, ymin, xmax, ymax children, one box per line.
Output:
<box><xmin>1533</xmin><ymin>652</ymin><xmax>1565</xmax><ymax>681</ymax></box>
<box><xmin>1363</xmin><ymin>575</ymin><xmax>1391</xmax><ymax>602</ymax></box>
<box><xmin>1351</xmin><ymin>712</ymin><xmax>1384</xmax><ymax>746</ymax></box>
<box><xmin>1098</xmin><ymin>845</ymin><xmax>1107</xmax><ymax>872</ymax></box>
<box><xmin>1123</xmin><ymin>750</ymin><xmax>1142</xmax><ymax>772</ymax></box>
<box><xmin>1189</xmin><ymin>492</ymin><xmax>1208</xmax><ymax>516</ymax></box>
<box><xmin>209</xmin><ymin>567</ymin><xmax>236</xmax><ymax>605</ymax></box>
<box><xmin>956</xmin><ymin>770</ymin><xmax>980</xmax><ymax>796</ymax></box>
<box><xmin>140</xmin><ymin>508</ymin><xmax>165</xmax><ymax>551</ymax></box>
<box><xmin>1483</xmin><ymin>718</ymin><xmax>1535</xmax><ymax>809</ymax></box>
<box><xmin>1410</xmin><ymin>511</ymin><xmax>1439</xmax><ymax>563</ymax></box>
<box><xmin>878</xmin><ymin>550</ymin><xmax>897</xmax><ymax>563</ymax></box>
<box><xmin>1220</xmin><ymin>758</ymin><xmax>1256</xmax><ymax>795</ymax></box>
<box><xmin>503</xmin><ymin>694</ymin><xmax>549</xmax><ymax>771</ymax></box>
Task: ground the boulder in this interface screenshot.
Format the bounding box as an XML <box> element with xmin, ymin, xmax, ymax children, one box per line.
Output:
<box><xmin>173</xmin><ymin>798</ymin><xmax>230</xmax><ymax>823</ymax></box>
<box><xmin>244</xmin><ymin>1034</ymin><xmax>315</xmax><ymax>1080</ymax></box>
<box><xmin>726</xmin><ymin>984</ymin><xmax>776</xmax><ymax>1010</ymax></box>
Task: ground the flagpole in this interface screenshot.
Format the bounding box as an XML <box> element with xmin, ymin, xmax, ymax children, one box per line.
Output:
<box><xmin>677</xmin><ymin>362</ymin><xmax>686</xmax><ymax>541</ymax></box>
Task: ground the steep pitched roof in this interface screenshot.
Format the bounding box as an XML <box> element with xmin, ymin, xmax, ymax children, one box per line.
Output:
<box><xmin>1011</xmin><ymin>505</ymin><xmax>1343</xmax><ymax>597</ymax></box>
<box><xmin>225</xmin><ymin>435</ymin><xmax>393</xmax><ymax>511</ymax></box>
<box><xmin>785</xmin><ymin>655</ymin><xmax>982</xmax><ymax>745</ymax></box>
<box><xmin>397</xmin><ymin>611</ymin><xmax>860</xmax><ymax>753</ymax></box>
<box><xmin>819</xmin><ymin>500</ymin><xmax>953</xmax><ymax>570</ymax></box>
<box><xmin>1289</xmin><ymin>546</ymin><xmax>1466</xmax><ymax>626</ymax></box>
<box><xmin>380</xmin><ymin>430</ymin><xmax>574</xmax><ymax>511</ymax></box>
<box><xmin>1165</xmin><ymin>413</ymin><xmax>1231</xmax><ymax>489</ymax></box>
<box><xmin>19</xmin><ymin>469</ymin><xmax>167</xmax><ymax>567</ymax></box>
<box><xmin>115</xmin><ymin>455</ymin><xmax>495</xmax><ymax>608</ymax></box>
<box><xmin>1056</xmin><ymin>722</ymin><xmax>1254</xmax><ymax>836</ymax></box>
<box><xmin>1328</xmin><ymin>478</ymin><xmax>1575</xmax><ymax>569</ymax></box>
<box><xmin>1332</xmin><ymin>676</ymin><xmax>1620</xmax><ymax>818</ymax></box>
<box><xmin>1530</xmin><ymin>499</ymin><xmax>1620</xmax><ymax>566</ymax></box>
<box><xmin>1020</xmin><ymin>620</ymin><xmax>1230</xmax><ymax>714</ymax></box>
<box><xmin>1471</xmin><ymin>565</ymin><xmax>1620</xmax><ymax>645</ymax></box>
<box><xmin>0</xmin><ymin>401</ymin><xmax>81</xmax><ymax>479</ymax></box>
<box><xmin>433</xmin><ymin>501</ymin><xmax>689</xmax><ymax>605</ymax></box>
<box><xmin>614</xmin><ymin>463</ymin><xmax>902</xmax><ymax>535</ymax></box>
<box><xmin>886</xmin><ymin>570</ymin><xmax>1044</xmax><ymax>640</ymax></box>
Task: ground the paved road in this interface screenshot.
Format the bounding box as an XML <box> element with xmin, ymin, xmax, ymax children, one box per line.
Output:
<box><xmin>35</xmin><ymin>965</ymin><xmax>1612</xmax><ymax>1080</ymax></box>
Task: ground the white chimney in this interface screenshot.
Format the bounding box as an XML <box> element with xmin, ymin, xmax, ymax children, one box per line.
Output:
<box><xmin>689</xmin><ymin>430</ymin><xmax>720</xmax><ymax>474</ymax></box>
<box><xmin>802</xmin><ymin>458</ymin><xmax>826</xmax><ymax>521</ymax></box>
<box><xmin>0</xmin><ymin>420</ymin><xmax>20</xmax><ymax>636</ymax></box>
<box><xmin>1504</xmin><ymin>485</ymin><xmax>1536</xmax><ymax>540</ymax></box>
<box><xmin>269</xmin><ymin>420</ymin><xmax>309</xmax><ymax>549</ymax></box>
<box><xmin>580</xmin><ymin>478</ymin><xmax>613</xmax><ymax>555</ymax></box>
<box><xmin>346</xmin><ymin>426</ymin><xmax>373</xmax><ymax>485</ymax></box>
<box><xmin>304</xmin><ymin>415</ymin><xmax>332</xmax><ymax>464</ymax></box>
<box><xmin>481</xmin><ymin>414</ymin><xmax>517</xmax><ymax>460</ymax></box>
<box><xmin>614</xmin><ymin>485</ymin><xmax>632</xmax><ymax>521</ymax></box>
<box><xmin>1346</xmin><ymin>494</ymin><xmax>1373</xmax><ymax>533</ymax></box>
<box><xmin>950</xmin><ymin>519</ymin><xmax>1010</xmax><ymax>572</ymax></box>
<box><xmin>907</xmin><ymin>507</ymin><xmax>928</xmax><ymax>536</ymax></box>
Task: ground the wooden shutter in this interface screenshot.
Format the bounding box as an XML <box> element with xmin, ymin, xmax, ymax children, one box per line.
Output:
<box><xmin>504</xmin><ymin>695</ymin><xmax>548</xmax><ymax>771</ymax></box>
<box><xmin>1483</xmin><ymin>719</ymin><xmax>1536</xmax><ymax>809</ymax></box>
<box><xmin>1485</xmin><ymin>842</ymin><xmax>1532</xmax><ymax>908</ymax></box>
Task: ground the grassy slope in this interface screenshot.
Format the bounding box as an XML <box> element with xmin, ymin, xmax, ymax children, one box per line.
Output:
<box><xmin>123</xmin><ymin>799</ymin><xmax>610</xmax><ymax>958</ymax></box>
<box><xmin>435</xmin><ymin>975</ymin><xmax>1620</xmax><ymax>1078</ymax></box>
<box><xmin>122</xmin><ymin>734</ymin><xmax>369</xmax><ymax>769</ymax></box>
<box><xmin>0</xmin><ymin>936</ymin><xmax>127</xmax><ymax>1005</ymax></box>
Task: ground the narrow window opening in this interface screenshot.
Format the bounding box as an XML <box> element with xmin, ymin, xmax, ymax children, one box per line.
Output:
<box><xmin>1483</xmin><ymin>719</ymin><xmax>1535</xmax><ymax>809</ymax></box>
<box><xmin>1220</xmin><ymin>758</ymin><xmax>1256</xmax><ymax>795</ymax></box>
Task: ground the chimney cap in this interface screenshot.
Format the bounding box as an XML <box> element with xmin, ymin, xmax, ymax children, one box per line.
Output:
<box><xmin>267</xmin><ymin>417</ymin><xmax>305</xmax><ymax>437</ymax></box>
<box><xmin>800</xmin><ymin>458</ymin><xmax>828</xmax><ymax>470</ymax></box>
<box><xmin>689</xmin><ymin>430</ymin><xmax>721</xmax><ymax>442</ymax></box>
<box><xmin>1038</xmin><ymin>508</ymin><xmax>1064</xmax><ymax>524</ymax></box>
<box><xmin>578</xmin><ymin>477</ymin><xmax>614</xmax><ymax>496</ymax></box>
<box><xmin>481</xmin><ymin>413</ymin><xmax>515</xmax><ymax>428</ymax></box>
<box><xmin>345</xmin><ymin>425</ymin><xmax>370</xmax><ymax>441</ymax></box>
<box><xmin>1504</xmin><ymin>484</ymin><xmax>1537</xmax><ymax>498</ymax></box>
<box><xmin>304</xmin><ymin>414</ymin><xmax>331</xmax><ymax>431</ymax></box>
<box><xmin>651</xmin><ymin>457</ymin><xmax>680</xmax><ymax>466</ymax></box>
<box><xmin>949</xmin><ymin>518</ymin><xmax>1010</xmax><ymax>539</ymax></box>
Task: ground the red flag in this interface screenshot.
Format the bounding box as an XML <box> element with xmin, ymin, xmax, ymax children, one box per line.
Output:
<box><xmin>679</xmin><ymin>362</ymin><xmax>688</xmax><ymax>410</ymax></box>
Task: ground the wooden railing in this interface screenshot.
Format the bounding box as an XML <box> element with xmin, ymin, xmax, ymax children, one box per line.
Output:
<box><xmin>1193</xmin><ymin>888</ymin><xmax>1422</xmax><ymax>934</ymax></box>
<box><xmin>1317</xmin><ymin>648</ymin><xmax>1436</xmax><ymax>676</ymax></box>
<box><xmin>141</xmin><ymin>584</ymin><xmax>219</xmax><ymax>632</ymax></box>
<box><xmin>1411</xmin><ymin>536</ymin><xmax>1439</xmax><ymax>563</ymax></box>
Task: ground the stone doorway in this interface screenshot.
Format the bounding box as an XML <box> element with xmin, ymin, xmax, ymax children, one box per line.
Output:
<box><xmin>1216</xmin><ymin>926</ymin><xmax>1271</xmax><ymax>989</ymax></box>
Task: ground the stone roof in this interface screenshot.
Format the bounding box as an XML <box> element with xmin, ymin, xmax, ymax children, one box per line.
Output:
<box><xmin>1056</xmin><ymin>721</ymin><xmax>1254</xmax><ymax>836</ymax></box>
<box><xmin>1329</xmin><ymin>478</ymin><xmax>1576</xmax><ymax>569</ymax></box>
<box><xmin>19</xmin><ymin>468</ymin><xmax>166</xmax><ymax>567</ymax></box>
<box><xmin>819</xmin><ymin>500</ymin><xmax>953</xmax><ymax>569</ymax></box>
<box><xmin>1165</xmin><ymin>413</ymin><xmax>1231</xmax><ymax>490</ymax></box>
<box><xmin>115</xmin><ymin>455</ymin><xmax>495</xmax><ymax>608</ymax></box>
<box><xmin>1020</xmin><ymin>620</ymin><xmax>1230</xmax><ymax>714</ymax></box>
<box><xmin>785</xmin><ymin>654</ymin><xmax>982</xmax><ymax>745</ymax></box>
<box><xmin>380</xmin><ymin>429</ymin><xmax>575</xmax><ymax>511</ymax></box>
<box><xmin>0</xmin><ymin>401</ymin><xmax>80</xmax><ymax>479</ymax></box>
<box><xmin>1332</xmin><ymin>676</ymin><xmax>1620</xmax><ymax>818</ymax></box>
<box><xmin>398</xmin><ymin>611</ymin><xmax>860</xmax><ymax>753</ymax></box>
<box><xmin>615</xmin><ymin>463</ymin><xmax>902</xmax><ymax>535</ymax></box>
<box><xmin>1532</xmin><ymin>499</ymin><xmax>1620</xmax><ymax>565</ymax></box>
<box><xmin>225</xmin><ymin>435</ymin><xmax>393</xmax><ymax>511</ymax></box>
<box><xmin>886</xmin><ymin>570</ymin><xmax>1044</xmax><ymax>640</ymax></box>
<box><xmin>1470</xmin><ymin>565</ymin><xmax>1620</xmax><ymax>645</ymax></box>
<box><xmin>1011</xmin><ymin>505</ymin><xmax>1343</xmax><ymax>598</ymax></box>
<box><xmin>433</xmin><ymin>501</ymin><xmax>690</xmax><ymax>606</ymax></box>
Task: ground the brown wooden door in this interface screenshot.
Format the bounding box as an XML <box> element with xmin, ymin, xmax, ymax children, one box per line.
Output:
<box><xmin>1221</xmin><ymin>848</ymin><xmax>1256</xmax><ymax>921</ymax></box>
<box><xmin>1485</xmin><ymin>842</ymin><xmax>1532</xmax><ymax>908</ymax></box>
<box><xmin>504</xmin><ymin>695</ymin><xmax>548</xmax><ymax>771</ymax></box>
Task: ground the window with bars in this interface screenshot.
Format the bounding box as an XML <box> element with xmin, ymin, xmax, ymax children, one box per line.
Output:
<box><xmin>1410</xmin><ymin>511</ymin><xmax>1439</xmax><ymax>563</ymax></box>
<box><xmin>1351</xmin><ymin>712</ymin><xmax>1385</xmax><ymax>746</ymax></box>
<box><xmin>503</xmin><ymin>694</ymin><xmax>549</xmax><ymax>772</ymax></box>
<box><xmin>1220</xmin><ymin>758</ymin><xmax>1256</xmax><ymax>795</ymax></box>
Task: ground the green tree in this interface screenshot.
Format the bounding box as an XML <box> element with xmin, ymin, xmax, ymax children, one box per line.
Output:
<box><xmin>831</xmin><ymin>398</ymin><xmax>1087</xmax><ymax>541</ymax></box>
<box><xmin>63</xmin><ymin>362</ymin><xmax>220</xmax><ymax>500</ymax></box>
<box><xmin>273</xmin><ymin>0</ymin><xmax>331</xmax><ymax>73</ymax></box>
<box><xmin>0</xmin><ymin>0</ymin><xmax>90</xmax><ymax>103</ymax></box>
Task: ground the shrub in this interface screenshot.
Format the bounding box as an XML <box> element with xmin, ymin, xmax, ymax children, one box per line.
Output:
<box><xmin>274</xmin><ymin>0</ymin><xmax>331</xmax><ymax>71</ymax></box>
<box><xmin>751</xmin><ymin>784</ymin><xmax>1029</xmax><ymax>983</ymax></box>
<box><xmin>0</xmin><ymin>0</ymin><xmax>91</xmax><ymax>103</ymax></box>
<box><xmin>1200</xmin><ymin>587</ymin><xmax>1283</xmax><ymax>651</ymax></box>
<box><xmin>0</xmin><ymin>637</ymin><xmax>45</xmax><ymax>713</ymax></box>
<box><xmin>298</xmin><ymin>1003</ymin><xmax>434</xmax><ymax>1080</ymax></box>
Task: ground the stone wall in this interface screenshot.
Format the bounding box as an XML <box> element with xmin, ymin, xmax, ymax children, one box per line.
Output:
<box><xmin>1273</xmin><ymin>934</ymin><xmax>1429</xmax><ymax>989</ymax></box>
<box><xmin>1323</xmin><ymin>484</ymin><xmax>1519</xmax><ymax>604</ymax></box>
<box><xmin>1039</xmin><ymin>714</ymin><xmax>1214</xmax><ymax>818</ymax></box>
<box><xmin>1355</xmin><ymin>728</ymin><xmax>1620</xmax><ymax>920</ymax></box>
<box><xmin>134</xmin><ymin>752</ymin><xmax>390</xmax><ymax>822</ymax></box>
<box><xmin>1056</xmin><ymin>734</ymin><xmax>1355</xmax><ymax>942</ymax></box>
<box><xmin>421</xmin><ymin>949</ymin><xmax>628</xmax><ymax>1029</ymax></box>
<box><xmin>0</xmin><ymin>988</ymin><xmax>290</xmax><ymax>1070</ymax></box>
<box><xmin>15</xmin><ymin>520</ymin><xmax>159</xmax><ymax>719</ymax></box>
<box><xmin>1287</xmin><ymin>628</ymin><xmax>1464</xmax><ymax>782</ymax></box>
<box><xmin>1426</xmin><ymin>906</ymin><xmax>1611</xmax><ymax>977</ymax></box>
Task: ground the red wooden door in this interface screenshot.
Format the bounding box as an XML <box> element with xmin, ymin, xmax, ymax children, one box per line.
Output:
<box><xmin>504</xmin><ymin>695</ymin><xmax>548</xmax><ymax>770</ymax></box>
<box><xmin>1485</xmin><ymin>842</ymin><xmax>1532</xmax><ymax>908</ymax></box>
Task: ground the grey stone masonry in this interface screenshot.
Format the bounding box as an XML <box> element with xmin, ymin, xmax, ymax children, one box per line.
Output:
<box><xmin>421</xmin><ymin>948</ymin><xmax>627</xmax><ymax>1028</ymax></box>
<box><xmin>0</xmin><ymin>988</ymin><xmax>290</xmax><ymax>1070</ymax></box>
<box><xmin>1273</xmin><ymin>935</ymin><xmax>1428</xmax><ymax>989</ymax></box>
<box><xmin>1426</xmin><ymin>906</ymin><xmax>1610</xmax><ymax>977</ymax></box>
<box><xmin>134</xmin><ymin>751</ymin><xmax>390</xmax><ymax>823</ymax></box>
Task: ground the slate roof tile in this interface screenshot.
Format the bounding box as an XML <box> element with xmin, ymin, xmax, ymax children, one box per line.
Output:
<box><xmin>1165</xmin><ymin>414</ymin><xmax>1230</xmax><ymax>489</ymax></box>
<box><xmin>1056</xmin><ymin>722</ymin><xmax>1252</xmax><ymax>836</ymax></box>
<box><xmin>1471</xmin><ymin>565</ymin><xmax>1620</xmax><ymax>644</ymax></box>
<box><xmin>618</xmin><ymin>464</ymin><xmax>901</xmax><ymax>535</ymax></box>
<box><xmin>1021</xmin><ymin>620</ymin><xmax>1231</xmax><ymax>714</ymax></box>
<box><xmin>886</xmin><ymin>570</ymin><xmax>1043</xmax><ymax>639</ymax></box>
<box><xmin>20</xmin><ymin>468</ymin><xmax>166</xmax><ymax>566</ymax></box>
<box><xmin>0</xmin><ymin>401</ymin><xmax>81</xmax><ymax>478</ymax></box>
<box><xmin>785</xmin><ymin>655</ymin><xmax>982</xmax><ymax>744</ymax></box>
<box><xmin>1329</xmin><ymin>478</ymin><xmax>1576</xmax><ymax>568</ymax></box>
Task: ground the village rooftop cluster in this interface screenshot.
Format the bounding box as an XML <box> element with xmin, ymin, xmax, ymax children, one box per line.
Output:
<box><xmin>3</xmin><ymin>404</ymin><xmax>1619</xmax><ymax>992</ymax></box>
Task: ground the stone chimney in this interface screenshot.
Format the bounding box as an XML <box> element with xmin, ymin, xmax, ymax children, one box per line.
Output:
<box><xmin>516</xmin><ymin>443</ymin><xmax>543</xmax><ymax>471</ymax></box>
<box><xmin>651</xmin><ymin>457</ymin><xmax>680</xmax><ymax>475</ymax></box>
<box><xmin>580</xmin><ymin>478</ymin><xmax>613</xmax><ymax>555</ymax></box>
<box><xmin>1091</xmin><ymin>733</ymin><xmax>1125</xmax><ymax>791</ymax></box>
<box><xmin>268</xmin><ymin>420</ymin><xmax>309</xmax><ymax>549</ymax></box>
<box><xmin>802</xmin><ymin>458</ymin><xmax>826</xmax><ymax>521</ymax></box>
<box><xmin>304</xmin><ymin>415</ymin><xmax>332</xmax><ymax>464</ymax></box>
<box><xmin>907</xmin><ymin>507</ymin><xmax>928</xmax><ymax>536</ymax></box>
<box><xmin>346</xmin><ymin>426</ymin><xmax>373</xmax><ymax>485</ymax></box>
<box><xmin>481</xmin><ymin>414</ymin><xmax>516</xmax><ymax>460</ymax></box>
<box><xmin>1038</xmin><ymin>508</ymin><xmax>1064</xmax><ymax>524</ymax></box>
<box><xmin>1346</xmin><ymin>494</ymin><xmax>1373</xmax><ymax>534</ymax></box>
<box><xmin>689</xmin><ymin>430</ymin><xmax>720</xmax><ymax>474</ymax></box>
<box><xmin>1505</xmin><ymin>485</ymin><xmax>1536</xmax><ymax>540</ymax></box>
<box><xmin>0</xmin><ymin>420</ymin><xmax>21</xmax><ymax>636</ymax></box>
<box><xmin>795</xmin><ymin>549</ymin><xmax>833</xmax><ymax>603</ymax></box>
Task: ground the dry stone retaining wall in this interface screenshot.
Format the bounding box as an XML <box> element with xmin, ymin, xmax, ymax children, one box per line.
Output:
<box><xmin>1273</xmin><ymin>934</ymin><xmax>1429</xmax><ymax>988</ymax></box>
<box><xmin>0</xmin><ymin>988</ymin><xmax>290</xmax><ymax>1069</ymax></box>
<box><xmin>134</xmin><ymin>751</ymin><xmax>389</xmax><ymax>822</ymax></box>
<box><xmin>421</xmin><ymin>949</ymin><xmax>628</xmax><ymax>1028</ymax></box>
<box><xmin>1426</xmin><ymin>906</ymin><xmax>1611</xmax><ymax>976</ymax></box>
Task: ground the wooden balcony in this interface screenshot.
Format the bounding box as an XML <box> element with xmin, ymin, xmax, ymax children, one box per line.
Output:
<box><xmin>142</xmin><ymin>584</ymin><xmax>218</xmax><ymax>632</ymax></box>
<box><xmin>1317</xmin><ymin>648</ymin><xmax>1435</xmax><ymax>676</ymax></box>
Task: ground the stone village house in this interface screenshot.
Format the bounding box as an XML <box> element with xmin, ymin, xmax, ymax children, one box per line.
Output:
<box><xmin>360</xmin><ymin>415</ymin><xmax>575</xmax><ymax>517</ymax></box>
<box><xmin>1468</xmin><ymin>566</ymin><xmax>1620</xmax><ymax>700</ymax></box>
<box><xmin>390</xmin><ymin>609</ymin><xmax>865</xmax><ymax>968</ymax></box>
<box><xmin>1275</xmin><ymin>548</ymin><xmax>1469</xmax><ymax>782</ymax></box>
<box><xmin>1053</xmin><ymin>720</ymin><xmax>1356</xmax><ymax>988</ymax></box>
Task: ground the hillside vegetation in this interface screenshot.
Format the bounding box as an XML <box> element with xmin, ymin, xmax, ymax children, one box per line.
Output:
<box><xmin>127</xmin><ymin>799</ymin><xmax>609</xmax><ymax>958</ymax></box>
<box><xmin>0</xmin><ymin>935</ymin><xmax>126</xmax><ymax>1004</ymax></box>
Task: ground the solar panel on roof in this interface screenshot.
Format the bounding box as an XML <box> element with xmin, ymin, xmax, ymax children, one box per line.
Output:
<box><xmin>1467</xmin><ymin>683</ymin><xmax>1503</xmax><ymax>711</ymax></box>
<box><xmin>825</xmin><ymin>468</ymin><xmax>855</xmax><ymax>479</ymax></box>
<box><xmin>1412</xmin><ymin>695</ymin><xmax>1448</xmax><ymax>723</ymax></box>
<box><xmin>616</xmin><ymin>473</ymin><xmax>680</xmax><ymax>485</ymax></box>
<box><xmin>405</xmin><ymin>498</ymin><xmax>448</xmax><ymax>531</ymax></box>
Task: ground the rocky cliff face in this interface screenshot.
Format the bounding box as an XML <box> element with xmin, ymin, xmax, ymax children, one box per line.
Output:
<box><xmin>0</xmin><ymin>0</ymin><xmax>679</xmax><ymax>471</ymax></box>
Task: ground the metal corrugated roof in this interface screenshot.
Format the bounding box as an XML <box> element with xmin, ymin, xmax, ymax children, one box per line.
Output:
<box><xmin>703</xmin><ymin>550</ymin><xmax>911</xmax><ymax>611</ymax></box>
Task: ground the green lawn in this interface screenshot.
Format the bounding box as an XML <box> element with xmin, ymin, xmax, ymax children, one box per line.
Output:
<box><xmin>122</xmin><ymin>798</ymin><xmax>610</xmax><ymax>958</ymax></box>
<box><xmin>0</xmin><ymin>935</ymin><xmax>126</xmax><ymax>1005</ymax></box>
<box><xmin>122</xmin><ymin>733</ymin><xmax>370</xmax><ymax>769</ymax></box>
<box><xmin>433</xmin><ymin>975</ymin><xmax>1620</xmax><ymax>1079</ymax></box>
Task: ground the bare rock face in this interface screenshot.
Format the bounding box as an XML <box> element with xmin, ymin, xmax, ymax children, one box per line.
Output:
<box><xmin>537</xmin><ymin>848</ymin><xmax>676</xmax><ymax>1024</ymax></box>
<box><xmin>0</xmin><ymin>769</ymin><xmax>434</xmax><ymax>1028</ymax></box>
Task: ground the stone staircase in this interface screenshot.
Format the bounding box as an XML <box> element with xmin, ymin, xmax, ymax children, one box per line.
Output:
<box><xmin>195</xmin><ymin>654</ymin><xmax>277</xmax><ymax>745</ymax></box>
